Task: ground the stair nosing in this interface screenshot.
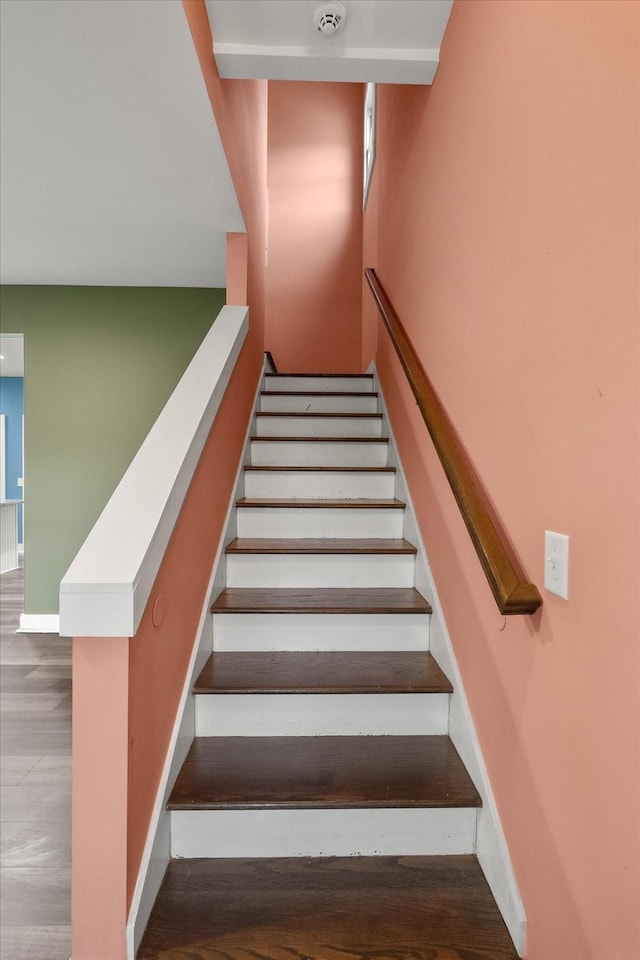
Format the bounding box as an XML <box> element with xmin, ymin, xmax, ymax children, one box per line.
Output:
<box><xmin>251</xmin><ymin>436</ymin><xmax>389</xmax><ymax>443</ymax></box>
<box><xmin>235</xmin><ymin>498</ymin><xmax>405</xmax><ymax>509</ymax></box>
<box><xmin>256</xmin><ymin>412</ymin><xmax>383</xmax><ymax>420</ymax></box>
<box><xmin>193</xmin><ymin>651</ymin><xmax>453</xmax><ymax>696</ymax></box>
<box><xmin>225</xmin><ymin>538</ymin><xmax>417</xmax><ymax>555</ymax></box>
<box><xmin>211</xmin><ymin>587</ymin><xmax>432</xmax><ymax>615</ymax></box>
<box><xmin>261</xmin><ymin>390</ymin><xmax>379</xmax><ymax>398</ymax></box>
<box><xmin>168</xmin><ymin>735</ymin><xmax>482</xmax><ymax>811</ymax></box>
<box><xmin>243</xmin><ymin>466</ymin><xmax>397</xmax><ymax>472</ymax></box>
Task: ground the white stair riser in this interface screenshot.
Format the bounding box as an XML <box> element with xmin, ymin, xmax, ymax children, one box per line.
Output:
<box><xmin>236</xmin><ymin>507</ymin><xmax>404</xmax><ymax>539</ymax></box>
<box><xmin>251</xmin><ymin>440</ymin><xmax>388</xmax><ymax>467</ymax></box>
<box><xmin>226</xmin><ymin>554</ymin><xmax>415</xmax><ymax>588</ymax></box>
<box><xmin>264</xmin><ymin>376</ymin><xmax>374</xmax><ymax>394</ymax></box>
<box><xmin>244</xmin><ymin>470</ymin><xmax>396</xmax><ymax>499</ymax></box>
<box><xmin>260</xmin><ymin>394</ymin><xmax>378</xmax><ymax>414</ymax></box>
<box><xmin>256</xmin><ymin>416</ymin><xmax>382</xmax><ymax>438</ymax></box>
<box><xmin>212</xmin><ymin>613</ymin><xmax>430</xmax><ymax>651</ymax></box>
<box><xmin>195</xmin><ymin>693</ymin><xmax>449</xmax><ymax>736</ymax></box>
<box><xmin>171</xmin><ymin>808</ymin><xmax>477</xmax><ymax>858</ymax></box>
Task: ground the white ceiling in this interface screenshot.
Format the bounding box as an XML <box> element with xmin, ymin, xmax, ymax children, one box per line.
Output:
<box><xmin>0</xmin><ymin>336</ymin><xmax>24</xmax><ymax>378</ymax></box>
<box><xmin>0</xmin><ymin>0</ymin><xmax>244</xmax><ymax>288</ymax></box>
<box><xmin>206</xmin><ymin>0</ymin><xmax>453</xmax><ymax>84</ymax></box>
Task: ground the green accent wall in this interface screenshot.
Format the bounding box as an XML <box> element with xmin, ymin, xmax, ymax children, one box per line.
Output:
<box><xmin>0</xmin><ymin>285</ymin><xmax>226</xmax><ymax>615</ymax></box>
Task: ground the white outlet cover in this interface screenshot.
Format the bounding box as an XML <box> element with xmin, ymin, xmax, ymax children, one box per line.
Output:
<box><xmin>544</xmin><ymin>531</ymin><xmax>569</xmax><ymax>600</ymax></box>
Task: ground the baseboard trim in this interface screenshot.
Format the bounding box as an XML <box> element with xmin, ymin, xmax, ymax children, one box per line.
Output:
<box><xmin>18</xmin><ymin>613</ymin><xmax>60</xmax><ymax>634</ymax></box>
<box><xmin>373</xmin><ymin>365</ymin><xmax>527</xmax><ymax>957</ymax></box>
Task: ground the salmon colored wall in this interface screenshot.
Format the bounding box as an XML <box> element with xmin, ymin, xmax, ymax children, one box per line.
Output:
<box><xmin>366</xmin><ymin>3</ymin><xmax>639</xmax><ymax>958</ymax></box>
<box><xmin>226</xmin><ymin>232</ymin><xmax>248</xmax><ymax>305</ymax></box>
<box><xmin>125</xmin><ymin>0</ymin><xmax>269</xmax><ymax>918</ymax></box>
<box><xmin>72</xmin><ymin>636</ymin><xmax>129</xmax><ymax>959</ymax></box>
<box><xmin>183</xmin><ymin>0</ymin><xmax>268</xmax><ymax>343</ymax></box>
<box><xmin>72</xmin><ymin>5</ymin><xmax>269</xmax><ymax>956</ymax></box>
<box><xmin>71</xmin><ymin>340</ymin><xmax>259</xmax><ymax>960</ymax></box>
<box><xmin>361</xmin><ymin>106</ymin><xmax>379</xmax><ymax>370</ymax></box>
<box><xmin>266</xmin><ymin>81</ymin><xmax>363</xmax><ymax>373</ymax></box>
<box><xmin>126</xmin><ymin>341</ymin><xmax>259</xmax><ymax>908</ymax></box>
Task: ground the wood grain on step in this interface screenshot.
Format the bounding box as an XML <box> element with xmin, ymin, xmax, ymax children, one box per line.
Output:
<box><xmin>243</xmin><ymin>465</ymin><xmax>396</xmax><ymax>472</ymax></box>
<box><xmin>225</xmin><ymin>538</ymin><xmax>417</xmax><ymax>554</ymax></box>
<box><xmin>138</xmin><ymin>855</ymin><xmax>519</xmax><ymax>960</ymax></box>
<box><xmin>168</xmin><ymin>736</ymin><xmax>481</xmax><ymax>810</ymax></box>
<box><xmin>261</xmin><ymin>390</ymin><xmax>379</xmax><ymax>398</ymax></box>
<box><xmin>211</xmin><ymin>587</ymin><xmax>432</xmax><ymax>614</ymax></box>
<box><xmin>251</xmin><ymin>435</ymin><xmax>388</xmax><ymax>443</ymax></box>
<box><xmin>267</xmin><ymin>373</ymin><xmax>374</xmax><ymax>379</ymax></box>
<box><xmin>256</xmin><ymin>412</ymin><xmax>383</xmax><ymax>419</ymax></box>
<box><xmin>236</xmin><ymin>497</ymin><xmax>405</xmax><ymax>508</ymax></box>
<box><xmin>194</xmin><ymin>651</ymin><xmax>453</xmax><ymax>695</ymax></box>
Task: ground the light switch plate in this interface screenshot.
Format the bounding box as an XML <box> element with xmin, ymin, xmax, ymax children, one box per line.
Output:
<box><xmin>544</xmin><ymin>531</ymin><xmax>569</xmax><ymax>600</ymax></box>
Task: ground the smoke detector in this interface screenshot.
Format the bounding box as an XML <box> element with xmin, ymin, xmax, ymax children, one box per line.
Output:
<box><xmin>313</xmin><ymin>1</ymin><xmax>346</xmax><ymax>35</ymax></box>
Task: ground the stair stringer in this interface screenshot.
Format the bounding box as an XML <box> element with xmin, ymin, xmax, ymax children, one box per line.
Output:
<box><xmin>371</xmin><ymin>364</ymin><xmax>527</xmax><ymax>957</ymax></box>
<box><xmin>125</xmin><ymin>360</ymin><xmax>266</xmax><ymax>960</ymax></box>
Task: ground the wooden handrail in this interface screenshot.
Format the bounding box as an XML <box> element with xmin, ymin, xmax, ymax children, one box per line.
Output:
<box><xmin>365</xmin><ymin>269</ymin><xmax>542</xmax><ymax>615</ymax></box>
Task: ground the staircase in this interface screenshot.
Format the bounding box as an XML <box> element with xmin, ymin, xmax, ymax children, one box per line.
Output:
<box><xmin>138</xmin><ymin>373</ymin><xmax>519</xmax><ymax>959</ymax></box>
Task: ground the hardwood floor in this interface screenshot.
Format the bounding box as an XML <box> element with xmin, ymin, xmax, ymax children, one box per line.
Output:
<box><xmin>138</xmin><ymin>855</ymin><xmax>520</xmax><ymax>960</ymax></box>
<box><xmin>0</xmin><ymin>567</ymin><xmax>71</xmax><ymax>960</ymax></box>
<box><xmin>193</xmin><ymin>651</ymin><xmax>454</xmax><ymax>694</ymax></box>
<box><xmin>168</xmin><ymin>736</ymin><xmax>481</xmax><ymax>811</ymax></box>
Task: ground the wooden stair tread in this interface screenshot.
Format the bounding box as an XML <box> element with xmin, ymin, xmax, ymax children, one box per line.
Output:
<box><xmin>261</xmin><ymin>390</ymin><xmax>379</xmax><ymax>397</ymax></box>
<box><xmin>226</xmin><ymin>538</ymin><xmax>417</xmax><ymax>554</ymax></box>
<box><xmin>251</xmin><ymin>435</ymin><xmax>388</xmax><ymax>443</ymax></box>
<box><xmin>236</xmin><ymin>497</ymin><xmax>405</xmax><ymax>508</ymax></box>
<box><xmin>211</xmin><ymin>587</ymin><xmax>432</xmax><ymax>614</ymax></box>
<box><xmin>257</xmin><ymin>411</ymin><xmax>382</xmax><ymax>419</ymax></box>
<box><xmin>244</xmin><ymin>465</ymin><xmax>396</xmax><ymax>472</ymax></box>
<box><xmin>267</xmin><ymin>373</ymin><xmax>374</xmax><ymax>379</ymax></box>
<box><xmin>168</xmin><ymin>736</ymin><xmax>481</xmax><ymax>810</ymax></box>
<box><xmin>194</xmin><ymin>651</ymin><xmax>453</xmax><ymax>695</ymax></box>
<box><xmin>138</xmin><ymin>855</ymin><xmax>519</xmax><ymax>959</ymax></box>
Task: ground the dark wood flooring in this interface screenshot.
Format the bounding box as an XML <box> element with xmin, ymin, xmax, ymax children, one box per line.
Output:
<box><xmin>0</xmin><ymin>566</ymin><xmax>71</xmax><ymax>960</ymax></box>
<box><xmin>243</xmin><ymin>466</ymin><xmax>396</xmax><ymax>473</ymax></box>
<box><xmin>168</xmin><ymin>736</ymin><xmax>481</xmax><ymax>811</ymax></box>
<box><xmin>138</xmin><ymin>855</ymin><xmax>520</xmax><ymax>960</ymax></box>
<box><xmin>226</xmin><ymin>538</ymin><xmax>417</xmax><ymax>555</ymax></box>
<box><xmin>193</xmin><ymin>651</ymin><xmax>453</xmax><ymax>695</ymax></box>
<box><xmin>211</xmin><ymin>587</ymin><xmax>432</xmax><ymax>614</ymax></box>
<box><xmin>236</xmin><ymin>497</ymin><xmax>406</xmax><ymax>508</ymax></box>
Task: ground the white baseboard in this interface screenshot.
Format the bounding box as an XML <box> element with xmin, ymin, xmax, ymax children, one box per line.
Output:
<box><xmin>373</xmin><ymin>366</ymin><xmax>527</xmax><ymax>957</ymax></box>
<box><xmin>125</xmin><ymin>360</ymin><xmax>265</xmax><ymax>960</ymax></box>
<box><xmin>18</xmin><ymin>613</ymin><xmax>60</xmax><ymax>634</ymax></box>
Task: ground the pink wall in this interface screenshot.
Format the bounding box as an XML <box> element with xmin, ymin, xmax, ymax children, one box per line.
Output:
<box><xmin>184</xmin><ymin>0</ymin><xmax>268</xmax><ymax>344</ymax></box>
<box><xmin>361</xmin><ymin>113</ymin><xmax>379</xmax><ymax>370</ymax></box>
<box><xmin>71</xmin><ymin>343</ymin><xmax>261</xmax><ymax>960</ymax></box>
<box><xmin>126</xmin><ymin>342</ymin><xmax>259</xmax><ymax>906</ymax></box>
<box><xmin>72</xmin><ymin>636</ymin><xmax>129</xmax><ymax>958</ymax></box>
<box><xmin>72</xmin><ymin>5</ymin><xmax>270</xmax><ymax>955</ymax></box>
<box><xmin>266</xmin><ymin>81</ymin><xmax>364</xmax><ymax>373</ymax></box>
<box><xmin>226</xmin><ymin>232</ymin><xmax>249</xmax><ymax>305</ymax></box>
<box><xmin>366</xmin><ymin>2</ymin><xmax>639</xmax><ymax>958</ymax></box>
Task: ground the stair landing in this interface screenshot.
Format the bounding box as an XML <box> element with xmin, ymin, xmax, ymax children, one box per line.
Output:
<box><xmin>137</xmin><ymin>855</ymin><xmax>519</xmax><ymax>960</ymax></box>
